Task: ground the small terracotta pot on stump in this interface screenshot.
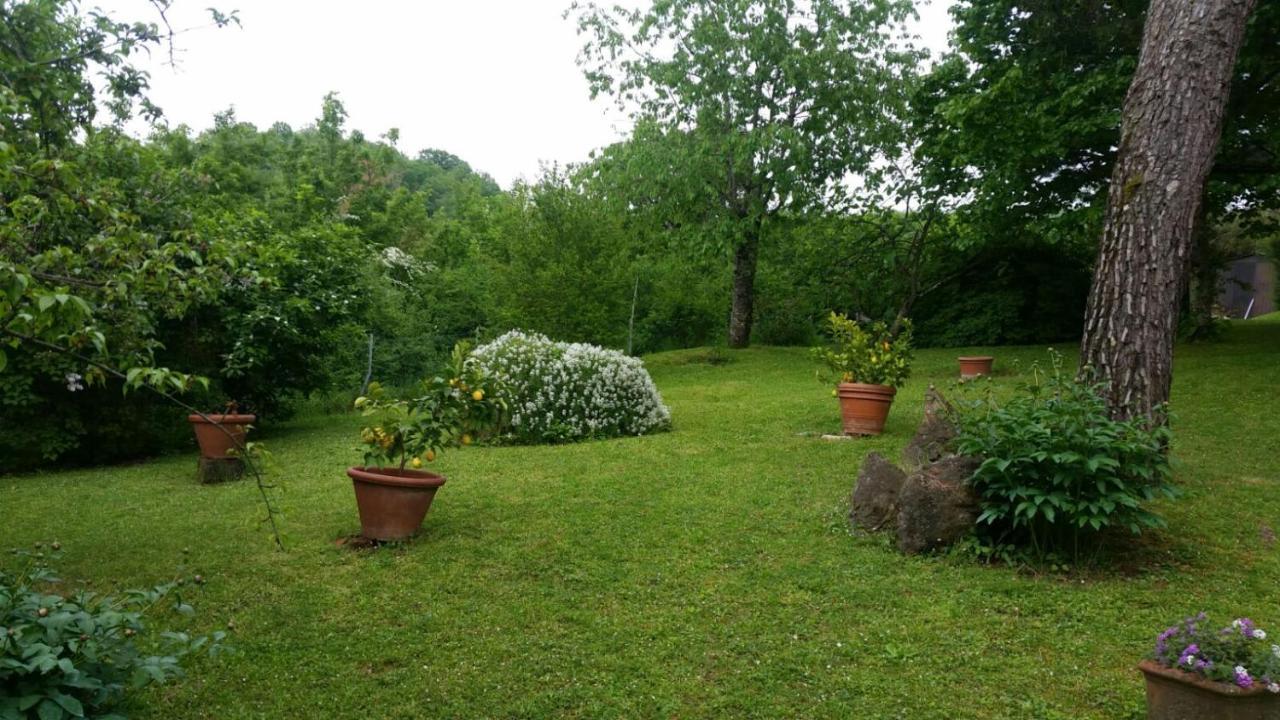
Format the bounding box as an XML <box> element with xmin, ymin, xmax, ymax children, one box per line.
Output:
<box><xmin>188</xmin><ymin>413</ymin><xmax>255</xmax><ymax>483</ymax></box>
<box><xmin>1139</xmin><ymin>660</ymin><xmax>1280</xmax><ymax>720</ymax></box>
<box><xmin>836</xmin><ymin>383</ymin><xmax>896</xmax><ymax>436</ymax></box>
<box><xmin>347</xmin><ymin>467</ymin><xmax>447</xmax><ymax>541</ymax></box>
<box><xmin>958</xmin><ymin>356</ymin><xmax>995</xmax><ymax>379</ymax></box>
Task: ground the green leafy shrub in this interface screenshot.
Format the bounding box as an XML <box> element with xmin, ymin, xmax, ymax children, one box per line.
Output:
<box><xmin>0</xmin><ymin>544</ymin><xmax>228</xmax><ymax>720</ymax></box>
<box><xmin>468</xmin><ymin>331</ymin><xmax>671</xmax><ymax>444</ymax></box>
<box><xmin>810</xmin><ymin>313</ymin><xmax>913</xmax><ymax>387</ymax></box>
<box><xmin>953</xmin><ymin>350</ymin><xmax>1177</xmax><ymax>560</ymax></box>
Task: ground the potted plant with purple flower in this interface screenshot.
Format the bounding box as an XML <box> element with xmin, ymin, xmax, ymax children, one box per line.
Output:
<box><xmin>1140</xmin><ymin>612</ymin><xmax>1280</xmax><ymax>719</ymax></box>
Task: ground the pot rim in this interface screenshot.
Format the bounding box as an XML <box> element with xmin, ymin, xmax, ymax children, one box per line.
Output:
<box><xmin>837</xmin><ymin>382</ymin><xmax>897</xmax><ymax>396</ymax></box>
<box><xmin>957</xmin><ymin>356</ymin><xmax>995</xmax><ymax>362</ymax></box>
<box><xmin>187</xmin><ymin>413</ymin><xmax>256</xmax><ymax>425</ymax></box>
<box><xmin>1137</xmin><ymin>659</ymin><xmax>1274</xmax><ymax>698</ymax></box>
<box><xmin>347</xmin><ymin>466</ymin><xmax>447</xmax><ymax>489</ymax></box>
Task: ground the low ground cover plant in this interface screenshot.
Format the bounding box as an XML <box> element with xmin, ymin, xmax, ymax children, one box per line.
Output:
<box><xmin>953</xmin><ymin>350</ymin><xmax>1177</xmax><ymax>561</ymax></box>
<box><xmin>1151</xmin><ymin>613</ymin><xmax>1280</xmax><ymax>691</ymax></box>
<box><xmin>468</xmin><ymin>331</ymin><xmax>671</xmax><ymax>443</ymax></box>
<box><xmin>0</xmin><ymin>545</ymin><xmax>227</xmax><ymax>720</ymax></box>
<box><xmin>810</xmin><ymin>313</ymin><xmax>913</xmax><ymax>388</ymax></box>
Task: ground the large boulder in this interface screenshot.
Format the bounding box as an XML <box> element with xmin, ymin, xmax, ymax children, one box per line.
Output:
<box><xmin>896</xmin><ymin>454</ymin><xmax>982</xmax><ymax>555</ymax></box>
<box><xmin>901</xmin><ymin>385</ymin><xmax>958</xmax><ymax>470</ymax></box>
<box><xmin>849</xmin><ymin>452</ymin><xmax>907</xmax><ymax>532</ymax></box>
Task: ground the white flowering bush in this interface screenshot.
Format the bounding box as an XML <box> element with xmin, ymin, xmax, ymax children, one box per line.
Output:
<box><xmin>468</xmin><ymin>331</ymin><xmax>671</xmax><ymax>443</ymax></box>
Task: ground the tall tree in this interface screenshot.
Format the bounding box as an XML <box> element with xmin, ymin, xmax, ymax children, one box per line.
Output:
<box><xmin>1080</xmin><ymin>0</ymin><xmax>1257</xmax><ymax>421</ymax></box>
<box><xmin>570</xmin><ymin>0</ymin><xmax>917</xmax><ymax>347</ymax></box>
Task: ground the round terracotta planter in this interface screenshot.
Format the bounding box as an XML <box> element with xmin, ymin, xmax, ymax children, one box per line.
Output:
<box><xmin>1139</xmin><ymin>660</ymin><xmax>1280</xmax><ymax>719</ymax></box>
<box><xmin>836</xmin><ymin>383</ymin><xmax>896</xmax><ymax>436</ymax></box>
<box><xmin>187</xmin><ymin>414</ymin><xmax>255</xmax><ymax>459</ymax></box>
<box><xmin>958</xmin><ymin>356</ymin><xmax>995</xmax><ymax>379</ymax></box>
<box><xmin>346</xmin><ymin>466</ymin><xmax>447</xmax><ymax>541</ymax></box>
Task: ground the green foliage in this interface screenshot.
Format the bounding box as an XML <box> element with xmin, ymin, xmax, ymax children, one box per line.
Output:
<box><xmin>910</xmin><ymin>241</ymin><xmax>1094</xmax><ymax>347</ymax></box>
<box><xmin>355</xmin><ymin>343</ymin><xmax>503</xmax><ymax>470</ymax></box>
<box><xmin>485</xmin><ymin>170</ymin><xmax>636</xmax><ymax>348</ymax></box>
<box><xmin>953</xmin><ymin>350</ymin><xmax>1177</xmax><ymax>561</ymax></box>
<box><xmin>0</xmin><ymin>544</ymin><xmax>227</xmax><ymax>720</ymax></box>
<box><xmin>810</xmin><ymin>313</ymin><xmax>913</xmax><ymax>388</ymax></box>
<box><xmin>571</xmin><ymin>0</ymin><xmax>921</xmax><ymax>343</ymax></box>
<box><xmin>918</xmin><ymin>0</ymin><xmax>1280</xmax><ymax>252</ymax></box>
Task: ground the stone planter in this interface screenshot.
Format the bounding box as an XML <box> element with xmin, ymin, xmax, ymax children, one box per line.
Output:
<box><xmin>347</xmin><ymin>466</ymin><xmax>447</xmax><ymax>541</ymax></box>
<box><xmin>836</xmin><ymin>382</ymin><xmax>896</xmax><ymax>436</ymax></box>
<box><xmin>1139</xmin><ymin>660</ymin><xmax>1280</xmax><ymax>720</ymax></box>
<box><xmin>957</xmin><ymin>356</ymin><xmax>994</xmax><ymax>379</ymax></box>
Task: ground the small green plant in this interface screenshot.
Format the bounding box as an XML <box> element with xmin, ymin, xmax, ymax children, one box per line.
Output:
<box><xmin>810</xmin><ymin>312</ymin><xmax>913</xmax><ymax>388</ymax></box>
<box><xmin>953</xmin><ymin>350</ymin><xmax>1177</xmax><ymax>561</ymax></box>
<box><xmin>0</xmin><ymin>544</ymin><xmax>229</xmax><ymax>720</ymax></box>
<box><xmin>354</xmin><ymin>342</ymin><xmax>503</xmax><ymax>470</ymax></box>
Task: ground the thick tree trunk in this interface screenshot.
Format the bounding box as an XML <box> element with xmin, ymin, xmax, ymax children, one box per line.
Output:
<box><xmin>727</xmin><ymin>229</ymin><xmax>760</xmax><ymax>348</ymax></box>
<box><xmin>1080</xmin><ymin>0</ymin><xmax>1255</xmax><ymax>421</ymax></box>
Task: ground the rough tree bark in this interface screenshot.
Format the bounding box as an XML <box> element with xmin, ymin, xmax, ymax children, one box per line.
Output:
<box><xmin>1080</xmin><ymin>0</ymin><xmax>1256</xmax><ymax>421</ymax></box>
<box><xmin>728</xmin><ymin>230</ymin><xmax>760</xmax><ymax>348</ymax></box>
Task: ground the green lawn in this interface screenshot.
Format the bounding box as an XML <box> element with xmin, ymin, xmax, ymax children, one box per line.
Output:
<box><xmin>4</xmin><ymin>317</ymin><xmax>1280</xmax><ymax>719</ymax></box>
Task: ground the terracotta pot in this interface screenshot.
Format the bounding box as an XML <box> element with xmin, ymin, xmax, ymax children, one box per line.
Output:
<box><xmin>958</xmin><ymin>356</ymin><xmax>995</xmax><ymax>378</ymax></box>
<box><xmin>187</xmin><ymin>414</ymin><xmax>255</xmax><ymax>459</ymax></box>
<box><xmin>347</xmin><ymin>466</ymin><xmax>447</xmax><ymax>541</ymax></box>
<box><xmin>1139</xmin><ymin>660</ymin><xmax>1280</xmax><ymax>720</ymax></box>
<box><xmin>836</xmin><ymin>383</ymin><xmax>896</xmax><ymax>436</ymax></box>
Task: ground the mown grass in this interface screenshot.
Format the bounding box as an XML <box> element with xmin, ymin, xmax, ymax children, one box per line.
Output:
<box><xmin>3</xmin><ymin>317</ymin><xmax>1279</xmax><ymax>719</ymax></box>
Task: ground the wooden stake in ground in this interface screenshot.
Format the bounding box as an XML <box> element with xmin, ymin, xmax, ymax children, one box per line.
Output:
<box><xmin>1080</xmin><ymin>0</ymin><xmax>1256</xmax><ymax>421</ymax></box>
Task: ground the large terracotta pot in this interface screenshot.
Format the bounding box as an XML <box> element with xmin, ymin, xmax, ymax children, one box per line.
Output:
<box><xmin>1139</xmin><ymin>660</ymin><xmax>1280</xmax><ymax>720</ymax></box>
<box><xmin>346</xmin><ymin>466</ymin><xmax>447</xmax><ymax>541</ymax></box>
<box><xmin>836</xmin><ymin>383</ymin><xmax>896</xmax><ymax>436</ymax></box>
<box><xmin>187</xmin><ymin>414</ymin><xmax>255</xmax><ymax>459</ymax></box>
<box><xmin>958</xmin><ymin>356</ymin><xmax>995</xmax><ymax>379</ymax></box>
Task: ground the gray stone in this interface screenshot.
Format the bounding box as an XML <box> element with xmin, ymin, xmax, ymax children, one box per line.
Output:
<box><xmin>896</xmin><ymin>455</ymin><xmax>982</xmax><ymax>555</ymax></box>
<box><xmin>901</xmin><ymin>385</ymin><xmax>958</xmax><ymax>470</ymax></box>
<box><xmin>849</xmin><ymin>452</ymin><xmax>908</xmax><ymax>532</ymax></box>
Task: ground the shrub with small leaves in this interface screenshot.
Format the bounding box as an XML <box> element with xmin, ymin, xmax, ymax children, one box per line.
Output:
<box><xmin>0</xmin><ymin>544</ymin><xmax>228</xmax><ymax>720</ymax></box>
<box><xmin>468</xmin><ymin>331</ymin><xmax>671</xmax><ymax>444</ymax></box>
<box><xmin>953</xmin><ymin>350</ymin><xmax>1177</xmax><ymax>560</ymax></box>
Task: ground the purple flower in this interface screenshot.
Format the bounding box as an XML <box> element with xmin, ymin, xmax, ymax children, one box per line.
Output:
<box><xmin>1233</xmin><ymin>618</ymin><xmax>1257</xmax><ymax>639</ymax></box>
<box><xmin>1234</xmin><ymin>665</ymin><xmax>1253</xmax><ymax>688</ymax></box>
<box><xmin>1178</xmin><ymin>644</ymin><xmax>1201</xmax><ymax>667</ymax></box>
<box><xmin>1155</xmin><ymin>626</ymin><xmax>1178</xmax><ymax>656</ymax></box>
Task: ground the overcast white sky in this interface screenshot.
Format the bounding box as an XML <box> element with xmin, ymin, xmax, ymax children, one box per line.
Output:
<box><xmin>90</xmin><ymin>0</ymin><xmax>956</xmax><ymax>188</ymax></box>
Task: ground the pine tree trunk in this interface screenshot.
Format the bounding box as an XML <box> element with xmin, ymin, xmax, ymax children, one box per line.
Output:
<box><xmin>727</xmin><ymin>229</ymin><xmax>759</xmax><ymax>348</ymax></box>
<box><xmin>1079</xmin><ymin>0</ymin><xmax>1255</xmax><ymax>421</ymax></box>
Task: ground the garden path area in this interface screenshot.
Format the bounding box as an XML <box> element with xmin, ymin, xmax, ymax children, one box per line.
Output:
<box><xmin>4</xmin><ymin>318</ymin><xmax>1280</xmax><ymax>719</ymax></box>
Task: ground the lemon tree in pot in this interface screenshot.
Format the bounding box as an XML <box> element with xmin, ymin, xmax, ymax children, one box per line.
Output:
<box><xmin>811</xmin><ymin>313</ymin><xmax>913</xmax><ymax>436</ymax></box>
<box><xmin>349</xmin><ymin>343</ymin><xmax>503</xmax><ymax>541</ymax></box>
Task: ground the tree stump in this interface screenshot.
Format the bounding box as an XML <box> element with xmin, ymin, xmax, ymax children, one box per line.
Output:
<box><xmin>197</xmin><ymin>456</ymin><xmax>245</xmax><ymax>484</ymax></box>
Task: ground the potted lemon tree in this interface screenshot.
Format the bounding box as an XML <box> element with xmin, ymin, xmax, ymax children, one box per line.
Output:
<box><xmin>812</xmin><ymin>313</ymin><xmax>913</xmax><ymax>436</ymax></box>
<box><xmin>349</xmin><ymin>343</ymin><xmax>503</xmax><ymax>541</ymax></box>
